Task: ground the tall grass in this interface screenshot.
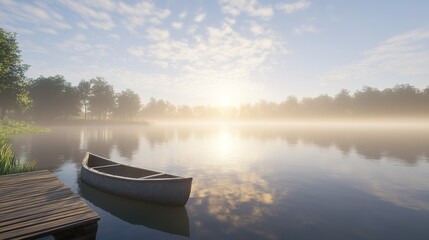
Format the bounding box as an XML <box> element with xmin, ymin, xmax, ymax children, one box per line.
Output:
<box><xmin>0</xmin><ymin>144</ymin><xmax>36</xmax><ymax>175</ymax></box>
<box><xmin>0</xmin><ymin>118</ymin><xmax>48</xmax><ymax>175</ymax></box>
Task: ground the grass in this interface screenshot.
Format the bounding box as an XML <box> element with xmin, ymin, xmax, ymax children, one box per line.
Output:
<box><xmin>0</xmin><ymin>144</ymin><xmax>36</xmax><ymax>175</ymax></box>
<box><xmin>0</xmin><ymin>118</ymin><xmax>49</xmax><ymax>175</ymax></box>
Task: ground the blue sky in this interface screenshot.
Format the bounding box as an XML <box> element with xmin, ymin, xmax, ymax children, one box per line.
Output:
<box><xmin>1</xmin><ymin>0</ymin><xmax>429</xmax><ymax>106</ymax></box>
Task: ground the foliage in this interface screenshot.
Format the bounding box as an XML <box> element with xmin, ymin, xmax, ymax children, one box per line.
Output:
<box><xmin>115</xmin><ymin>89</ymin><xmax>141</xmax><ymax>120</ymax></box>
<box><xmin>78</xmin><ymin>80</ymin><xmax>91</xmax><ymax>120</ymax></box>
<box><xmin>0</xmin><ymin>119</ymin><xmax>47</xmax><ymax>175</ymax></box>
<box><xmin>0</xmin><ymin>28</ymin><xmax>31</xmax><ymax>119</ymax></box>
<box><xmin>89</xmin><ymin>77</ymin><xmax>115</xmax><ymax>120</ymax></box>
<box><xmin>0</xmin><ymin>144</ymin><xmax>35</xmax><ymax>175</ymax></box>
<box><xmin>0</xmin><ymin>118</ymin><xmax>49</xmax><ymax>144</ymax></box>
<box><xmin>141</xmin><ymin>97</ymin><xmax>175</xmax><ymax>118</ymax></box>
<box><xmin>28</xmin><ymin>75</ymin><xmax>80</xmax><ymax>120</ymax></box>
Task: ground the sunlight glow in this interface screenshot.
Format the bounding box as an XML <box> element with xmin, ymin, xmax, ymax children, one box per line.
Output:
<box><xmin>217</xmin><ymin>130</ymin><xmax>233</xmax><ymax>153</ymax></box>
<box><xmin>217</xmin><ymin>96</ymin><xmax>232</xmax><ymax>108</ymax></box>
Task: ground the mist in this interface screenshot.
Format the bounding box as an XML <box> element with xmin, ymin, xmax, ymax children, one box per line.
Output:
<box><xmin>3</xmin><ymin>75</ymin><xmax>429</xmax><ymax>124</ymax></box>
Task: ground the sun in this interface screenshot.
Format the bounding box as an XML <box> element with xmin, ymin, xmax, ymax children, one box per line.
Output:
<box><xmin>218</xmin><ymin>96</ymin><xmax>232</xmax><ymax>108</ymax></box>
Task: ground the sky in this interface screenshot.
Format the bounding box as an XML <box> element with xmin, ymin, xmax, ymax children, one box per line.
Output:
<box><xmin>1</xmin><ymin>0</ymin><xmax>429</xmax><ymax>106</ymax></box>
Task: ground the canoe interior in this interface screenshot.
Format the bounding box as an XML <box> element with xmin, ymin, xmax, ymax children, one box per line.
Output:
<box><xmin>87</xmin><ymin>154</ymin><xmax>116</xmax><ymax>167</ymax></box>
<box><xmin>87</xmin><ymin>154</ymin><xmax>180</xmax><ymax>179</ymax></box>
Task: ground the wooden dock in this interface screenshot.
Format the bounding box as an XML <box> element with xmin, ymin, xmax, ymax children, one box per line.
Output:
<box><xmin>0</xmin><ymin>170</ymin><xmax>99</xmax><ymax>240</ymax></box>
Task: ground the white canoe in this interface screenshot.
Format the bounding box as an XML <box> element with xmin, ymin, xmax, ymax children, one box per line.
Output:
<box><xmin>81</xmin><ymin>152</ymin><xmax>192</xmax><ymax>206</ymax></box>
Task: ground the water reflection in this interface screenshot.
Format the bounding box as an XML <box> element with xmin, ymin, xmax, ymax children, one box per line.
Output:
<box><xmin>191</xmin><ymin>171</ymin><xmax>283</xmax><ymax>228</ymax></box>
<box><xmin>84</xmin><ymin>127</ymin><xmax>115</xmax><ymax>159</ymax></box>
<box><xmin>111</xmin><ymin>127</ymin><xmax>140</xmax><ymax>160</ymax></box>
<box><xmin>11</xmin><ymin>124</ymin><xmax>429</xmax><ymax>166</ymax></box>
<box><xmin>235</xmin><ymin>125</ymin><xmax>429</xmax><ymax>164</ymax></box>
<box><xmin>9</xmin><ymin>124</ymin><xmax>429</xmax><ymax>239</ymax></box>
<box><xmin>11</xmin><ymin>126</ymin><xmax>82</xmax><ymax>169</ymax></box>
<box><xmin>78</xmin><ymin>179</ymin><xmax>190</xmax><ymax>237</ymax></box>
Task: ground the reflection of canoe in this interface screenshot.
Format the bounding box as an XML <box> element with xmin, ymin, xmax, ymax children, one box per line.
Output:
<box><xmin>81</xmin><ymin>152</ymin><xmax>192</xmax><ymax>206</ymax></box>
<box><xmin>78</xmin><ymin>179</ymin><xmax>190</xmax><ymax>237</ymax></box>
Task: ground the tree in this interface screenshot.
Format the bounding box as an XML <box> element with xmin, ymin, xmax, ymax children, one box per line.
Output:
<box><xmin>28</xmin><ymin>75</ymin><xmax>80</xmax><ymax>120</ymax></box>
<box><xmin>279</xmin><ymin>96</ymin><xmax>299</xmax><ymax>117</ymax></box>
<box><xmin>115</xmin><ymin>89</ymin><xmax>141</xmax><ymax>120</ymax></box>
<box><xmin>0</xmin><ymin>28</ymin><xmax>31</xmax><ymax>119</ymax></box>
<box><xmin>89</xmin><ymin>77</ymin><xmax>115</xmax><ymax>120</ymax></box>
<box><xmin>61</xmin><ymin>84</ymin><xmax>81</xmax><ymax>120</ymax></box>
<box><xmin>334</xmin><ymin>89</ymin><xmax>353</xmax><ymax>115</ymax></box>
<box><xmin>353</xmin><ymin>86</ymin><xmax>383</xmax><ymax>116</ymax></box>
<box><xmin>78</xmin><ymin>80</ymin><xmax>91</xmax><ymax>120</ymax></box>
<box><xmin>142</xmin><ymin>97</ymin><xmax>175</xmax><ymax>118</ymax></box>
<box><xmin>177</xmin><ymin>105</ymin><xmax>193</xmax><ymax>118</ymax></box>
<box><xmin>422</xmin><ymin>86</ymin><xmax>429</xmax><ymax>116</ymax></box>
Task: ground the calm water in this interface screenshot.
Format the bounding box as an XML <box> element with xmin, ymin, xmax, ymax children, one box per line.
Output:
<box><xmin>10</xmin><ymin>123</ymin><xmax>429</xmax><ymax>240</ymax></box>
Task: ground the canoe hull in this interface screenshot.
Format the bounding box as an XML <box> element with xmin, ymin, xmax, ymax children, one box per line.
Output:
<box><xmin>81</xmin><ymin>153</ymin><xmax>192</xmax><ymax>206</ymax></box>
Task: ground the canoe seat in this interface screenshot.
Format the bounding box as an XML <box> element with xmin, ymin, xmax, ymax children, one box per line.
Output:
<box><xmin>141</xmin><ymin>173</ymin><xmax>179</xmax><ymax>179</ymax></box>
<box><xmin>140</xmin><ymin>173</ymin><xmax>166</xmax><ymax>179</ymax></box>
<box><xmin>92</xmin><ymin>164</ymin><xmax>121</xmax><ymax>169</ymax></box>
<box><xmin>93</xmin><ymin>164</ymin><xmax>160</xmax><ymax>178</ymax></box>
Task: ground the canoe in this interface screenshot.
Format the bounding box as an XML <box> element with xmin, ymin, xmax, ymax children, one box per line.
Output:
<box><xmin>80</xmin><ymin>152</ymin><xmax>192</xmax><ymax>206</ymax></box>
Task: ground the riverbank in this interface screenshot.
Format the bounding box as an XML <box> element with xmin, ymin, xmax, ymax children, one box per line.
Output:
<box><xmin>0</xmin><ymin>119</ymin><xmax>49</xmax><ymax>175</ymax></box>
<box><xmin>34</xmin><ymin>119</ymin><xmax>149</xmax><ymax>127</ymax></box>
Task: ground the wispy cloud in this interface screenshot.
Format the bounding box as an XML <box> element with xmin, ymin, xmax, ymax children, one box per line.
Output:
<box><xmin>219</xmin><ymin>0</ymin><xmax>273</xmax><ymax>20</ymax></box>
<box><xmin>294</xmin><ymin>24</ymin><xmax>318</xmax><ymax>35</ymax></box>
<box><xmin>60</xmin><ymin>0</ymin><xmax>171</xmax><ymax>32</ymax></box>
<box><xmin>38</xmin><ymin>27</ymin><xmax>58</xmax><ymax>35</ymax></box>
<box><xmin>194</xmin><ymin>11</ymin><xmax>207</xmax><ymax>23</ymax></box>
<box><xmin>60</xmin><ymin>0</ymin><xmax>115</xmax><ymax>30</ymax></box>
<box><xmin>249</xmin><ymin>22</ymin><xmax>264</xmax><ymax>35</ymax></box>
<box><xmin>109</xmin><ymin>33</ymin><xmax>120</xmax><ymax>40</ymax></box>
<box><xmin>76</xmin><ymin>22</ymin><xmax>89</xmax><ymax>29</ymax></box>
<box><xmin>117</xmin><ymin>1</ymin><xmax>171</xmax><ymax>32</ymax></box>
<box><xmin>146</xmin><ymin>27</ymin><xmax>170</xmax><ymax>41</ymax></box>
<box><xmin>179</xmin><ymin>11</ymin><xmax>187</xmax><ymax>19</ymax></box>
<box><xmin>128</xmin><ymin>46</ymin><xmax>145</xmax><ymax>58</ymax></box>
<box><xmin>129</xmin><ymin>22</ymin><xmax>285</xmax><ymax>102</ymax></box>
<box><xmin>81</xmin><ymin>0</ymin><xmax>116</xmax><ymax>11</ymax></box>
<box><xmin>58</xmin><ymin>34</ymin><xmax>91</xmax><ymax>52</ymax></box>
<box><xmin>3</xmin><ymin>25</ymin><xmax>34</xmax><ymax>35</ymax></box>
<box><xmin>322</xmin><ymin>28</ymin><xmax>429</xmax><ymax>84</ymax></box>
<box><xmin>172</xmin><ymin>22</ymin><xmax>183</xmax><ymax>30</ymax></box>
<box><xmin>277</xmin><ymin>0</ymin><xmax>311</xmax><ymax>14</ymax></box>
<box><xmin>0</xmin><ymin>0</ymin><xmax>71</xmax><ymax>32</ymax></box>
<box><xmin>58</xmin><ymin>34</ymin><xmax>110</xmax><ymax>57</ymax></box>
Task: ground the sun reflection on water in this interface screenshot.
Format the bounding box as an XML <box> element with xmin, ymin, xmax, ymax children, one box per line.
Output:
<box><xmin>215</xmin><ymin>129</ymin><xmax>234</xmax><ymax>155</ymax></box>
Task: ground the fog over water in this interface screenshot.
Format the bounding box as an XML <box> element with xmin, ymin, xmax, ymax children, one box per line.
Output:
<box><xmin>10</xmin><ymin>123</ymin><xmax>429</xmax><ymax>239</ymax></box>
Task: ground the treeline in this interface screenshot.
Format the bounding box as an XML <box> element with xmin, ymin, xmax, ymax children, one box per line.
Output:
<box><xmin>6</xmin><ymin>76</ymin><xmax>429</xmax><ymax>121</ymax></box>
<box><xmin>141</xmin><ymin>84</ymin><xmax>429</xmax><ymax>120</ymax></box>
<box><xmin>24</xmin><ymin>75</ymin><xmax>140</xmax><ymax>121</ymax></box>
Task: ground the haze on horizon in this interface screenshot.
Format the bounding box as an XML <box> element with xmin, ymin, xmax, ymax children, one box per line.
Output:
<box><xmin>1</xmin><ymin>0</ymin><xmax>429</xmax><ymax>106</ymax></box>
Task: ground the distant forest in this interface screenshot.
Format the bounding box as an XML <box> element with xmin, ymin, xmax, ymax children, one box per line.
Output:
<box><xmin>5</xmin><ymin>75</ymin><xmax>429</xmax><ymax>121</ymax></box>
<box><xmin>2</xmin><ymin>28</ymin><xmax>429</xmax><ymax>121</ymax></box>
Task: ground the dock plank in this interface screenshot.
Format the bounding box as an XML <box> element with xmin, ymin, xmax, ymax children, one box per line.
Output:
<box><xmin>0</xmin><ymin>170</ymin><xmax>99</xmax><ymax>240</ymax></box>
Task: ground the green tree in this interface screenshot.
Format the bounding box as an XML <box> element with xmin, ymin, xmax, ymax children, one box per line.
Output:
<box><xmin>89</xmin><ymin>77</ymin><xmax>115</xmax><ymax>120</ymax></box>
<box><xmin>78</xmin><ymin>80</ymin><xmax>91</xmax><ymax>120</ymax></box>
<box><xmin>62</xmin><ymin>84</ymin><xmax>81</xmax><ymax>120</ymax></box>
<box><xmin>115</xmin><ymin>89</ymin><xmax>141</xmax><ymax>120</ymax></box>
<box><xmin>0</xmin><ymin>28</ymin><xmax>31</xmax><ymax>119</ymax></box>
<box><xmin>29</xmin><ymin>75</ymin><xmax>80</xmax><ymax>120</ymax></box>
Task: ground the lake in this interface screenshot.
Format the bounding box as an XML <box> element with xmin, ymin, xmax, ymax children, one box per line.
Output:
<box><xmin>10</xmin><ymin>123</ymin><xmax>429</xmax><ymax>239</ymax></box>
